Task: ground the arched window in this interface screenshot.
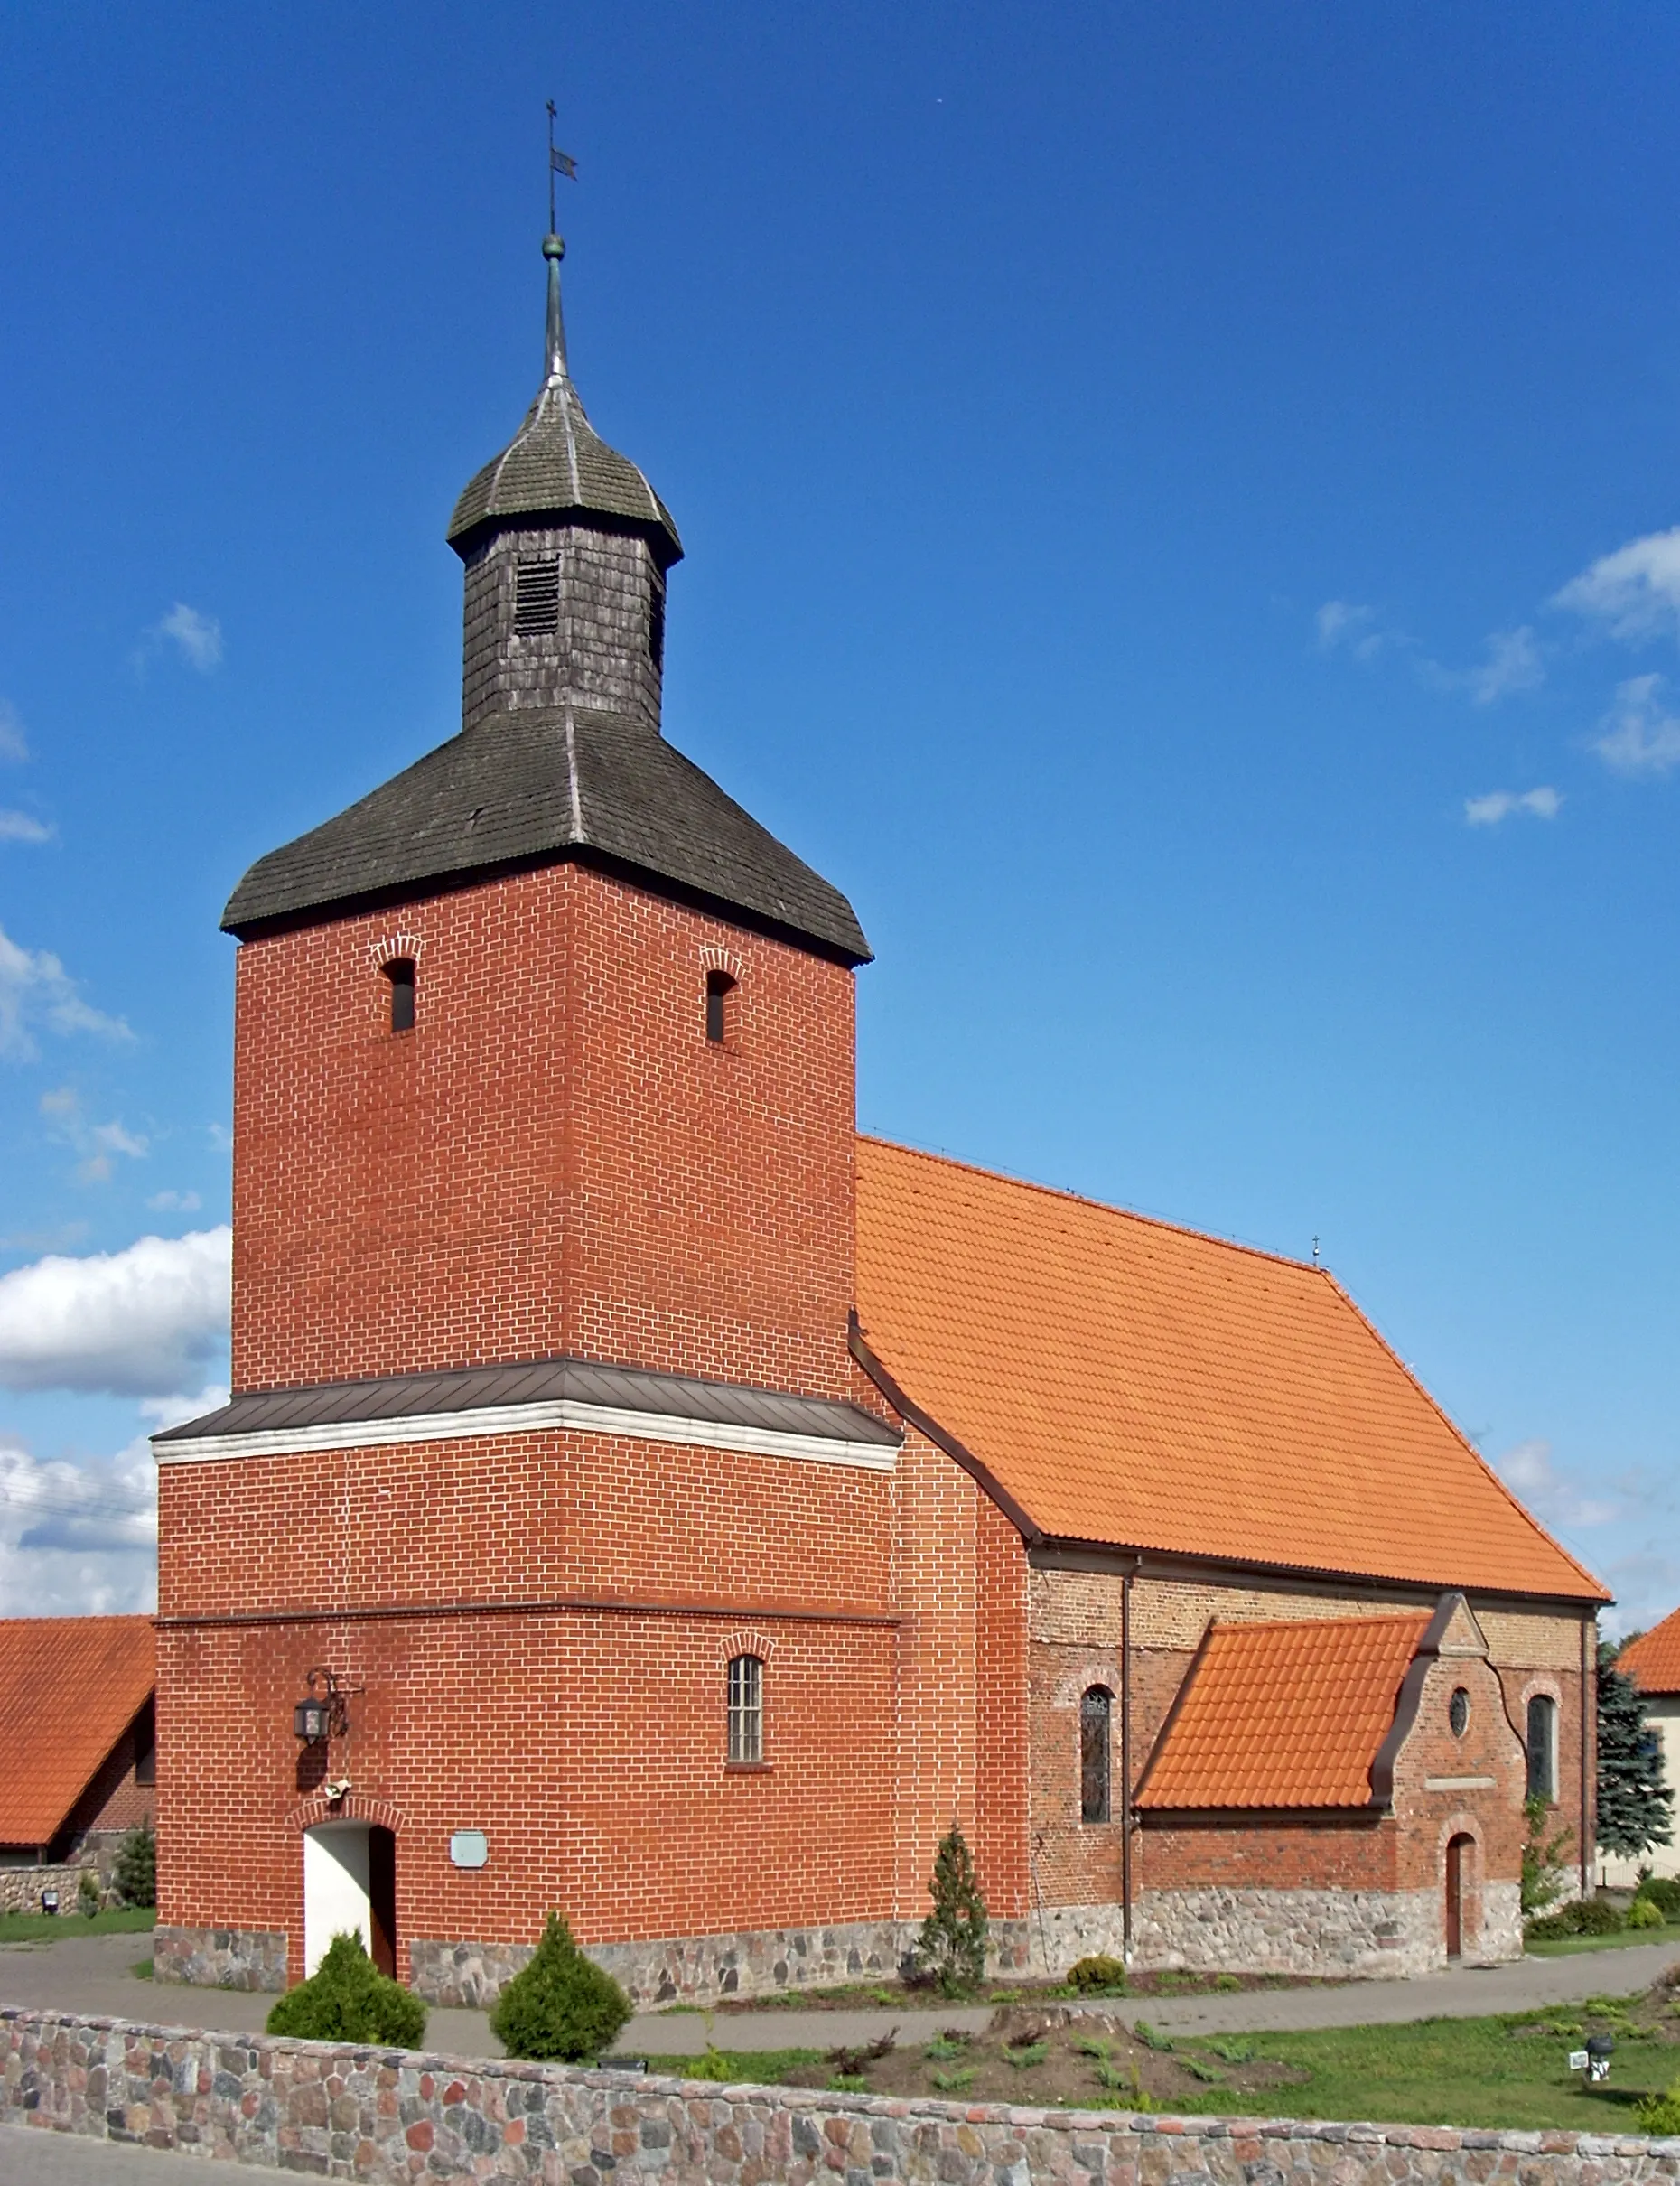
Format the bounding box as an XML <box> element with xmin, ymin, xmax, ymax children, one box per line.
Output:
<box><xmin>1080</xmin><ymin>1686</ymin><xmax>1113</xmax><ymax>1824</ymax></box>
<box><xmin>1526</xmin><ymin>1693</ymin><xmax>1557</xmax><ymax>1802</ymax></box>
<box><xmin>383</xmin><ymin>958</ymin><xmax>415</xmax><ymax>1033</ymax></box>
<box><xmin>727</xmin><ymin>1654</ymin><xmax>762</xmax><ymax>1764</ymax></box>
<box><xmin>705</xmin><ymin>969</ymin><xmax>736</xmax><ymax>1045</ymax></box>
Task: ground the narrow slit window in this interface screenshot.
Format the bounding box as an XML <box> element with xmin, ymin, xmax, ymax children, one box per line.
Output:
<box><xmin>514</xmin><ymin>556</ymin><xmax>560</xmax><ymax>635</ymax></box>
<box><xmin>1080</xmin><ymin>1686</ymin><xmax>1113</xmax><ymax>1823</ymax></box>
<box><xmin>1526</xmin><ymin>1693</ymin><xmax>1557</xmax><ymax>1802</ymax></box>
<box><xmin>649</xmin><ymin>581</ymin><xmax>666</xmax><ymax>673</ymax></box>
<box><xmin>705</xmin><ymin>969</ymin><xmax>735</xmax><ymax>1045</ymax></box>
<box><xmin>384</xmin><ymin>958</ymin><xmax>416</xmax><ymax>1033</ymax></box>
<box><xmin>727</xmin><ymin>1654</ymin><xmax>762</xmax><ymax>1764</ymax></box>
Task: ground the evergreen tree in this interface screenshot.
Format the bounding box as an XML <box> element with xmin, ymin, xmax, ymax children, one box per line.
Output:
<box><xmin>112</xmin><ymin>1824</ymin><xmax>155</xmax><ymax>1910</ymax></box>
<box><xmin>1598</xmin><ymin>1640</ymin><xmax>1675</xmax><ymax>1859</ymax></box>
<box><xmin>490</xmin><ymin>1912</ymin><xmax>632</xmax><ymax>2062</ymax></box>
<box><xmin>910</xmin><ymin>1822</ymin><xmax>988</xmax><ymax>1994</ymax></box>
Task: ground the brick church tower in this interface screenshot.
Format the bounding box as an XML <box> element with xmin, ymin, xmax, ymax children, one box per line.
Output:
<box><xmin>151</xmin><ymin>228</ymin><xmax>940</xmax><ymax>2003</ymax></box>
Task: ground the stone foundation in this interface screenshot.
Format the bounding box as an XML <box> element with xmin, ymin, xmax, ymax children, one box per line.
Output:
<box><xmin>5</xmin><ymin>2004</ymin><xmax>1680</xmax><ymax>2186</ymax></box>
<box><xmin>152</xmin><ymin>1925</ymin><xmax>289</xmax><ymax>1992</ymax></box>
<box><xmin>1130</xmin><ymin>1882</ymin><xmax>1522</xmax><ymax>1978</ymax></box>
<box><xmin>0</xmin><ymin>1862</ymin><xmax>103</xmax><ymax>1917</ymax></box>
<box><xmin>410</xmin><ymin>1918</ymin><xmax>1033</xmax><ymax>2007</ymax></box>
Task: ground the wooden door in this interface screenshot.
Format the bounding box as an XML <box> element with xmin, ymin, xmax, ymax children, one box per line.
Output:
<box><xmin>1444</xmin><ymin>1835</ymin><xmax>1464</xmax><ymax>1958</ymax></box>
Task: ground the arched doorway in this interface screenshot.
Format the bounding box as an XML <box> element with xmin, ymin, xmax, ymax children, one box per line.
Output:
<box><xmin>1444</xmin><ymin>1833</ymin><xmax>1474</xmax><ymax>1960</ymax></box>
<box><xmin>303</xmin><ymin>1821</ymin><xmax>397</xmax><ymax>1978</ymax></box>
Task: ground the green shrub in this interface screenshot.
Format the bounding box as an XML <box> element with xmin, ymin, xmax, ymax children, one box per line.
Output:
<box><xmin>77</xmin><ymin>1870</ymin><xmax>101</xmax><ymax>1917</ymax></box>
<box><xmin>909</xmin><ymin>1823</ymin><xmax>988</xmax><ymax>1995</ymax></box>
<box><xmin>1066</xmin><ymin>1954</ymin><xmax>1127</xmax><ymax>1994</ymax></box>
<box><xmin>266</xmin><ymin>1932</ymin><xmax>427</xmax><ymax>2047</ymax></box>
<box><xmin>1638</xmin><ymin>1876</ymin><xmax>1680</xmax><ymax>1920</ymax></box>
<box><xmin>1526</xmin><ymin>1895</ymin><xmax>1626</xmax><ymax>1941</ymax></box>
<box><xmin>489</xmin><ymin>1911</ymin><xmax>631</xmax><ymax>2062</ymax></box>
<box><xmin>1629</xmin><ymin>1894</ymin><xmax>1666</xmax><ymax>1929</ymax></box>
<box><xmin>112</xmin><ymin>1824</ymin><xmax>155</xmax><ymax>1910</ymax></box>
<box><xmin>1636</xmin><ymin>2078</ymin><xmax>1680</xmax><ymax>2136</ymax></box>
<box><xmin>1521</xmin><ymin>1796</ymin><xmax>1575</xmax><ymax>1917</ymax></box>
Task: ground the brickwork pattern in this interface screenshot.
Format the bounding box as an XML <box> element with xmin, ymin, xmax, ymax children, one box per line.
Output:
<box><xmin>461</xmin><ymin>524</ymin><xmax>664</xmax><ymax>733</ymax></box>
<box><xmin>8</xmin><ymin>2007</ymin><xmax>1680</xmax><ymax>2186</ymax></box>
<box><xmin>228</xmin><ymin>861</ymin><xmax>864</xmax><ymax>1399</ymax></box>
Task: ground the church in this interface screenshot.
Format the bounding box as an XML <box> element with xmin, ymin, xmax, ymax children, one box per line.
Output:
<box><xmin>151</xmin><ymin>220</ymin><xmax>1607</xmax><ymax>2006</ymax></box>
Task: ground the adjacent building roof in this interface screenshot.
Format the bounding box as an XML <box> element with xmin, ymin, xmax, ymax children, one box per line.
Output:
<box><xmin>1618</xmin><ymin>1611</ymin><xmax>1680</xmax><ymax>1696</ymax></box>
<box><xmin>854</xmin><ymin>1137</ymin><xmax>1608</xmax><ymax>1602</ymax></box>
<box><xmin>0</xmin><ymin>1616</ymin><xmax>154</xmax><ymax>1847</ymax></box>
<box><xmin>220</xmin><ymin>705</ymin><xmax>871</xmax><ymax>963</ymax></box>
<box><xmin>1135</xmin><ymin>1613</ymin><xmax>1430</xmax><ymax>1809</ymax></box>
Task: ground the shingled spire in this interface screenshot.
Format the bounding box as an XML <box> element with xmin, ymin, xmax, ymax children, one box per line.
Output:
<box><xmin>220</xmin><ymin>226</ymin><xmax>869</xmax><ymax>964</ymax></box>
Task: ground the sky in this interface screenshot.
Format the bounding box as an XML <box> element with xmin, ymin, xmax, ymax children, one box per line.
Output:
<box><xmin>0</xmin><ymin>4</ymin><xmax>1676</xmax><ymax>1630</ymax></box>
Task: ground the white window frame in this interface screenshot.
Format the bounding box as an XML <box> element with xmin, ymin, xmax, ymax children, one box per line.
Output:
<box><xmin>727</xmin><ymin>1653</ymin><xmax>763</xmax><ymax>1764</ymax></box>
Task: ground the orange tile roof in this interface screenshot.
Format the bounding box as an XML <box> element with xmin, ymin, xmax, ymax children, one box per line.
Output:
<box><xmin>1619</xmin><ymin>1610</ymin><xmax>1680</xmax><ymax>1696</ymax></box>
<box><xmin>1136</xmin><ymin>1613</ymin><xmax>1430</xmax><ymax>1808</ymax></box>
<box><xmin>0</xmin><ymin>1616</ymin><xmax>154</xmax><ymax>1847</ymax></box>
<box><xmin>854</xmin><ymin>1138</ymin><xmax>1606</xmax><ymax>1602</ymax></box>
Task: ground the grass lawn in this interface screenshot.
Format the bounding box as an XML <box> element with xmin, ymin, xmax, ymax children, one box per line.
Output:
<box><xmin>0</xmin><ymin>1908</ymin><xmax>155</xmax><ymax>1943</ymax></box>
<box><xmin>1526</xmin><ymin>1923</ymin><xmax>1680</xmax><ymax>1957</ymax></box>
<box><xmin>632</xmin><ymin>1988</ymin><xmax>1680</xmax><ymax>2133</ymax></box>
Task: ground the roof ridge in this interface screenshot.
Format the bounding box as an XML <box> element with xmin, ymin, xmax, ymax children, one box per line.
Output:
<box><xmin>859</xmin><ymin>1134</ymin><xmax>1330</xmax><ymax>1281</ymax></box>
<box><xmin>1314</xmin><ymin>1267</ymin><xmax>1610</xmax><ymax>1602</ymax></box>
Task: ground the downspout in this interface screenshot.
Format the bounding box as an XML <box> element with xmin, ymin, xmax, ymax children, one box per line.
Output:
<box><xmin>1122</xmin><ymin>1559</ymin><xmax>1137</xmax><ymax>1957</ymax></box>
<box><xmin>1581</xmin><ymin>1615</ymin><xmax>1592</xmax><ymax>1900</ymax></box>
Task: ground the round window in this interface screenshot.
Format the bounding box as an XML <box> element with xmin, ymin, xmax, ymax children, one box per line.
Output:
<box><xmin>1449</xmin><ymin>1687</ymin><xmax>1470</xmax><ymax>1737</ymax></box>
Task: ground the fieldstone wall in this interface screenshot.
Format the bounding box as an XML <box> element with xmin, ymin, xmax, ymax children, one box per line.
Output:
<box><xmin>0</xmin><ymin>1863</ymin><xmax>100</xmax><ymax>1917</ymax></box>
<box><xmin>5</xmin><ymin>2004</ymin><xmax>1680</xmax><ymax>2186</ymax></box>
<box><xmin>153</xmin><ymin>1926</ymin><xmax>289</xmax><ymax>1993</ymax></box>
<box><xmin>1131</xmin><ymin>1887</ymin><xmax>1442</xmax><ymax>1978</ymax></box>
<box><xmin>412</xmin><ymin>1917</ymin><xmax>1031</xmax><ymax>2008</ymax></box>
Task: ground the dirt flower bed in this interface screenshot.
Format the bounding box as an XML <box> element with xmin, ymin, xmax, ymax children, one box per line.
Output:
<box><xmin>778</xmin><ymin>2006</ymin><xmax>1307</xmax><ymax>2110</ymax></box>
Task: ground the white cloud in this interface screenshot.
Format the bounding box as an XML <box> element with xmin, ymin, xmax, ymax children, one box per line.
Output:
<box><xmin>40</xmin><ymin>1086</ymin><xmax>148</xmax><ymax>1184</ymax></box>
<box><xmin>1554</xmin><ymin>526</ymin><xmax>1680</xmax><ymax>640</ymax></box>
<box><xmin>0</xmin><ymin>924</ymin><xmax>130</xmax><ymax>1060</ymax></box>
<box><xmin>0</xmin><ymin>811</ymin><xmax>51</xmax><ymax>845</ymax></box>
<box><xmin>1592</xmin><ymin>673</ymin><xmax>1680</xmax><ymax>776</ymax></box>
<box><xmin>1464</xmin><ymin>787</ymin><xmax>1563</xmax><ymax>827</ymax></box>
<box><xmin>0</xmin><ymin>702</ymin><xmax>26</xmax><ymax>763</ymax></box>
<box><xmin>1314</xmin><ymin>600</ymin><xmax>1389</xmax><ymax>661</ymax></box>
<box><xmin>0</xmin><ymin>1226</ymin><xmax>230</xmax><ymax>1396</ymax></box>
<box><xmin>1496</xmin><ymin>1437</ymin><xmax>1618</xmax><ymax>1531</ymax></box>
<box><xmin>1464</xmin><ymin>626</ymin><xmax>1544</xmax><ymax>705</ymax></box>
<box><xmin>150</xmin><ymin>603</ymin><xmax>222</xmax><ymax>673</ymax></box>
<box><xmin>146</xmin><ymin>1189</ymin><xmax>201</xmax><ymax>1212</ymax></box>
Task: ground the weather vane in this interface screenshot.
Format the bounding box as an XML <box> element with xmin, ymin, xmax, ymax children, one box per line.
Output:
<box><xmin>546</xmin><ymin>99</ymin><xmax>578</xmax><ymax>235</ymax></box>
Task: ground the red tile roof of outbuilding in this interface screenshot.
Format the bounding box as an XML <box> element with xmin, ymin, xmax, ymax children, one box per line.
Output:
<box><xmin>854</xmin><ymin>1138</ymin><xmax>1607</xmax><ymax>1602</ymax></box>
<box><xmin>1134</xmin><ymin>1614</ymin><xmax>1429</xmax><ymax>1809</ymax></box>
<box><xmin>0</xmin><ymin>1616</ymin><xmax>154</xmax><ymax>1847</ymax></box>
<box><xmin>1619</xmin><ymin>1610</ymin><xmax>1680</xmax><ymax>1696</ymax></box>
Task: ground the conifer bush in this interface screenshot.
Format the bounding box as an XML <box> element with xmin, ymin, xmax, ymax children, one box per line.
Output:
<box><xmin>909</xmin><ymin>1822</ymin><xmax>988</xmax><ymax>1994</ymax></box>
<box><xmin>265</xmin><ymin>1931</ymin><xmax>427</xmax><ymax>2047</ymax></box>
<box><xmin>489</xmin><ymin>1911</ymin><xmax>632</xmax><ymax>2062</ymax></box>
<box><xmin>1638</xmin><ymin>1875</ymin><xmax>1680</xmax><ymax>1920</ymax></box>
<box><xmin>113</xmin><ymin>1823</ymin><xmax>155</xmax><ymax>1910</ymax></box>
<box><xmin>1629</xmin><ymin>1893</ymin><xmax>1666</xmax><ymax>1929</ymax></box>
<box><xmin>1066</xmin><ymin>1954</ymin><xmax>1127</xmax><ymax>1994</ymax></box>
<box><xmin>78</xmin><ymin>1870</ymin><xmax>101</xmax><ymax>1916</ymax></box>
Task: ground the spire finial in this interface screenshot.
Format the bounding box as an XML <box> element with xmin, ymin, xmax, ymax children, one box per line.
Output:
<box><xmin>544</xmin><ymin>99</ymin><xmax>579</xmax><ymax>384</ymax></box>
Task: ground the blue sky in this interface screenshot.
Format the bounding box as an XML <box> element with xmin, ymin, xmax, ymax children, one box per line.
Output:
<box><xmin>0</xmin><ymin>5</ymin><xmax>1676</xmax><ymax>1627</ymax></box>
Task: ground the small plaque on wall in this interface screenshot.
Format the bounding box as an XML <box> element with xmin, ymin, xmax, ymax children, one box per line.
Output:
<box><xmin>450</xmin><ymin>1830</ymin><xmax>489</xmax><ymax>1869</ymax></box>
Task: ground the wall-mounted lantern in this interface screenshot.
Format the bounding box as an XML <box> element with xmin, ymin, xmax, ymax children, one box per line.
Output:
<box><xmin>293</xmin><ymin>1667</ymin><xmax>350</xmax><ymax>1745</ymax></box>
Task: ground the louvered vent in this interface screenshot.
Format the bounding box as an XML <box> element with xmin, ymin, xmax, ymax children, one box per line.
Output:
<box><xmin>514</xmin><ymin>557</ymin><xmax>560</xmax><ymax>636</ymax></box>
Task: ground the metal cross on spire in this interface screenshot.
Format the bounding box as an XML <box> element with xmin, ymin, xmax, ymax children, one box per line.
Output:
<box><xmin>546</xmin><ymin>99</ymin><xmax>578</xmax><ymax>236</ymax></box>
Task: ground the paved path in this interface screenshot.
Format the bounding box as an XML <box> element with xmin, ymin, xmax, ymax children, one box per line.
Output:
<box><xmin>0</xmin><ymin>2124</ymin><xmax>216</xmax><ymax>2184</ymax></box>
<box><xmin>5</xmin><ymin>1932</ymin><xmax>1679</xmax><ymax>2072</ymax></box>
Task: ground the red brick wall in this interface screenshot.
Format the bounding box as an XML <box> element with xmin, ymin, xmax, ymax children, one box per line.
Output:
<box><xmin>56</xmin><ymin>1709</ymin><xmax>154</xmax><ymax>1857</ymax></box>
<box><xmin>229</xmin><ymin>863</ymin><xmax>863</xmax><ymax>1400</ymax></box>
<box><xmin>1137</xmin><ymin>1816</ymin><xmax>1396</xmax><ymax>1892</ymax></box>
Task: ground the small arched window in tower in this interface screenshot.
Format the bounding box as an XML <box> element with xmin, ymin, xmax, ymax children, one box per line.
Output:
<box><xmin>1080</xmin><ymin>1686</ymin><xmax>1113</xmax><ymax>1824</ymax></box>
<box><xmin>649</xmin><ymin>579</ymin><xmax>666</xmax><ymax>675</ymax></box>
<box><xmin>705</xmin><ymin>968</ymin><xmax>736</xmax><ymax>1046</ymax></box>
<box><xmin>384</xmin><ymin>958</ymin><xmax>416</xmax><ymax>1034</ymax></box>
<box><xmin>514</xmin><ymin>556</ymin><xmax>560</xmax><ymax>636</ymax></box>
<box><xmin>727</xmin><ymin>1654</ymin><xmax>763</xmax><ymax>1764</ymax></box>
<box><xmin>1526</xmin><ymin>1693</ymin><xmax>1557</xmax><ymax>1802</ymax></box>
